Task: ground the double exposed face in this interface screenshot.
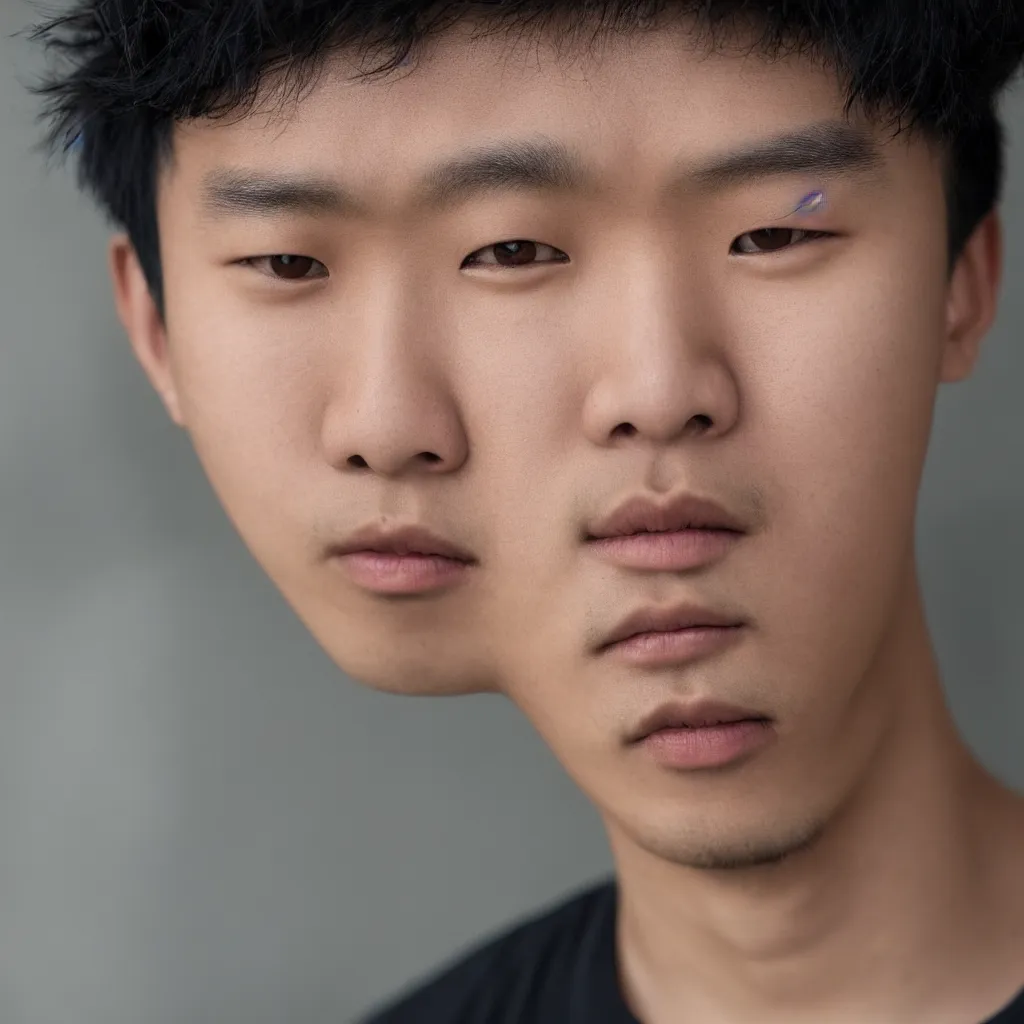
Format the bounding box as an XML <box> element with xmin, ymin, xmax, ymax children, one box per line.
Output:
<box><xmin>119</xmin><ymin>21</ymin><xmax>998</xmax><ymax>867</ymax></box>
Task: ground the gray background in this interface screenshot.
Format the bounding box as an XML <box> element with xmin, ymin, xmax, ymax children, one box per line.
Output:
<box><xmin>1</xmin><ymin>2</ymin><xmax>1021</xmax><ymax>1021</ymax></box>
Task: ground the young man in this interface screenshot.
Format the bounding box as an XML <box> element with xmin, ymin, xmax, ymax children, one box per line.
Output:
<box><xmin>28</xmin><ymin>1</ymin><xmax>1024</xmax><ymax>1021</ymax></box>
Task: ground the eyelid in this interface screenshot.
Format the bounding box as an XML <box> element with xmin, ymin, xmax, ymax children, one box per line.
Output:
<box><xmin>461</xmin><ymin>240</ymin><xmax>569</xmax><ymax>269</ymax></box>
<box><xmin>731</xmin><ymin>227</ymin><xmax>833</xmax><ymax>255</ymax></box>
<box><xmin>460</xmin><ymin>241</ymin><xmax>565</xmax><ymax>270</ymax></box>
<box><xmin>238</xmin><ymin>255</ymin><xmax>329</xmax><ymax>280</ymax></box>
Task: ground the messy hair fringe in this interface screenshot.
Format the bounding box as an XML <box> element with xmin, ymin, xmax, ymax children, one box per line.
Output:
<box><xmin>22</xmin><ymin>0</ymin><xmax>1024</xmax><ymax>315</ymax></box>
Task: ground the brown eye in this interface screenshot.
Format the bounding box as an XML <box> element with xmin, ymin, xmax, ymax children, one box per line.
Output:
<box><xmin>242</xmin><ymin>255</ymin><xmax>328</xmax><ymax>280</ymax></box>
<box><xmin>497</xmin><ymin>241</ymin><xmax>536</xmax><ymax>265</ymax></box>
<box><xmin>462</xmin><ymin>240</ymin><xmax>569</xmax><ymax>269</ymax></box>
<box><xmin>269</xmin><ymin>255</ymin><xmax>327</xmax><ymax>279</ymax></box>
<box><xmin>733</xmin><ymin>228</ymin><xmax>828</xmax><ymax>255</ymax></box>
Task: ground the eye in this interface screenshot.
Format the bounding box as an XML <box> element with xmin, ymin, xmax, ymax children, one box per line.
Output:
<box><xmin>731</xmin><ymin>228</ymin><xmax>831</xmax><ymax>255</ymax></box>
<box><xmin>461</xmin><ymin>239</ymin><xmax>570</xmax><ymax>270</ymax></box>
<box><xmin>240</xmin><ymin>255</ymin><xmax>329</xmax><ymax>281</ymax></box>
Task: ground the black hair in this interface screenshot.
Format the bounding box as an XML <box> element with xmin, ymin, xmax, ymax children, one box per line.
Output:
<box><xmin>24</xmin><ymin>1</ymin><xmax>1024</xmax><ymax>321</ymax></box>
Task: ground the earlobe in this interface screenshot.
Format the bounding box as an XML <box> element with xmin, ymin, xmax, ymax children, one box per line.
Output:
<box><xmin>940</xmin><ymin>211</ymin><xmax>1003</xmax><ymax>384</ymax></box>
<box><xmin>107</xmin><ymin>235</ymin><xmax>185</xmax><ymax>426</ymax></box>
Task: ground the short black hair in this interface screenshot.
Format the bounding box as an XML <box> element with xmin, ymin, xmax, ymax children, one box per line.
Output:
<box><xmin>25</xmin><ymin>1</ymin><xmax>1024</xmax><ymax>320</ymax></box>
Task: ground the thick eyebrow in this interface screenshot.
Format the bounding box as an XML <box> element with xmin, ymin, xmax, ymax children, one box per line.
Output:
<box><xmin>200</xmin><ymin>174</ymin><xmax>351</xmax><ymax>218</ymax></box>
<box><xmin>198</xmin><ymin>120</ymin><xmax>885</xmax><ymax>220</ymax></box>
<box><xmin>198</xmin><ymin>137</ymin><xmax>583</xmax><ymax>220</ymax></box>
<box><xmin>682</xmin><ymin>119</ymin><xmax>886</xmax><ymax>193</ymax></box>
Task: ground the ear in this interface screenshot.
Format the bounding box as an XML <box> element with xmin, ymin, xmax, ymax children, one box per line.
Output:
<box><xmin>940</xmin><ymin>210</ymin><xmax>1003</xmax><ymax>384</ymax></box>
<box><xmin>108</xmin><ymin>234</ymin><xmax>185</xmax><ymax>426</ymax></box>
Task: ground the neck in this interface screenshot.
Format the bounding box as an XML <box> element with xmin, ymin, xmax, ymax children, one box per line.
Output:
<box><xmin>608</xmin><ymin>572</ymin><xmax>1024</xmax><ymax>1024</ymax></box>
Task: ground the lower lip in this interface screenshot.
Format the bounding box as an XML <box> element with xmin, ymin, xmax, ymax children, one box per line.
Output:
<box><xmin>640</xmin><ymin>720</ymin><xmax>774</xmax><ymax>769</ymax></box>
<box><xmin>587</xmin><ymin>530</ymin><xmax>741</xmax><ymax>570</ymax></box>
<box><xmin>603</xmin><ymin>625</ymin><xmax>745</xmax><ymax>665</ymax></box>
<box><xmin>332</xmin><ymin>552</ymin><xmax>472</xmax><ymax>594</ymax></box>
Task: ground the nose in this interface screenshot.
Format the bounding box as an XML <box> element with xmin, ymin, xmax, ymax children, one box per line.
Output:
<box><xmin>581</xmin><ymin>252</ymin><xmax>740</xmax><ymax>448</ymax></box>
<box><xmin>320</xmin><ymin>343</ymin><xmax>468</xmax><ymax>479</ymax></box>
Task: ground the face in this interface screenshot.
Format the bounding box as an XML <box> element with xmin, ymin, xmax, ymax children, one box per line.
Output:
<box><xmin>113</xmin><ymin>20</ymin><xmax>1000</xmax><ymax>869</ymax></box>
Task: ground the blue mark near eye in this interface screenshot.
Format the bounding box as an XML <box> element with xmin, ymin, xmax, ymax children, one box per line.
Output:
<box><xmin>793</xmin><ymin>190</ymin><xmax>826</xmax><ymax>215</ymax></box>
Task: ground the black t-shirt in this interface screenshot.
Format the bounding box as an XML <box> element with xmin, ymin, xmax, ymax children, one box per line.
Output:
<box><xmin>359</xmin><ymin>878</ymin><xmax>1024</xmax><ymax>1024</ymax></box>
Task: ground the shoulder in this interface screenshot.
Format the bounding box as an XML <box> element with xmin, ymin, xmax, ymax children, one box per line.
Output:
<box><xmin>357</xmin><ymin>877</ymin><xmax>616</xmax><ymax>1024</ymax></box>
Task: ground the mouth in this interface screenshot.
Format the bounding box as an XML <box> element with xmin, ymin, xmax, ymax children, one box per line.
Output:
<box><xmin>329</xmin><ymin>524</ymin><xmax>477</xmax><ymax>563</ymax></box>
<box><xmin>635</xmin><ymin>717</ymin><xmax>776</xmax><ymax>770</ymax></box>
<box><xmin>638</xmin><ymin>713</ymin><xmax>771</xmax><ymax>738</ymax></box>
<box><xmin>327</xmin><ymin>523</ymin><xmax>478</xmax><ymax>595</ymax></box>
<box><xmin>330</xmin><ymin>549</ymin><xmax>474</xmax><ymax>595</ymax></box>
<box><xmin>583</xmin><ymin>491</ymin><xmax>748</xmax><ymax>571</ymax></box>
<box><xmin>597</xmin><ymin>604</ymin><xmax>747</xmax><ymax>654</ymax></box>
<box><xmin>628</xmin><ymin>700</ymin><xmax>770</xmax><ymax>743</ymax></box>
<box><xmin>585</xmin><ymin>528</ymin><xmax>742</xmax><ymax>572</ymax></box>
<box><xmin>585</xmin><ymin>491</ymin><xmax>747</xmax><ymax>540</ymax></box>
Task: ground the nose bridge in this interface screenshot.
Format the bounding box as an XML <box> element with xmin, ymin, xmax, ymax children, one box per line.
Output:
<box><xmin>318</xmin><ymin>275</ymin><xmax>467</xmax><ymax>476</ymax></box>
<box><xmin>582</xmin><ymin>236</ymin><xmax>736</xmax><ymax>443</ymax></box>
<box><xmin>608</xmin><ymin>239</ymin><xmax>712</xmax><ymax>381</ymax></box>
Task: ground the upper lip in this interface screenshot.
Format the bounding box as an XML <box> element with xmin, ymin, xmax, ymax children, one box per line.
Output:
<box><xmin>584</xmin><ymin>491</ymin><xmax>746</xmax><ymax>541</ymax></box>
<box><xmin>597</xmin><ymin>603</ymin><xmax>745</xmax><ymax>653</ymax></box>
<box><xmin>627</xmin><ymin>700</ymin><xmax>769</xmax><ymax>743</ymax></box>
<box><xmin>328</xmin><ymin>523</ymin><xmax>477</xmax><ymax>562</ymax></box>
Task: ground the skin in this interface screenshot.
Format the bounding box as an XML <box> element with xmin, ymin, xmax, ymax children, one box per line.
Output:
<box><xmin>107</xmin><ymin>19</ymin><xmax>1024</xmax><ymax>1024</ymax></box>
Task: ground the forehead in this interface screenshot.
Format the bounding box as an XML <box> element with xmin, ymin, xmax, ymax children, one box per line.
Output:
<box><xmin>164</xmin><ymin>21</ymin><xmax>932</xmax><ymax>215</ymax></box>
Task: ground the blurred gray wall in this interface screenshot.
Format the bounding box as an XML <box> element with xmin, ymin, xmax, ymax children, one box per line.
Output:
<box><xmin>1</xmin><ymin>2</ymin><xmax>1021</xmax><ymax>1022</ymax></box>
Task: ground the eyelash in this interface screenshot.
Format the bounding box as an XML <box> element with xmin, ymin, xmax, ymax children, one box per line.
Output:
<box><xmin>241</xmin><ymin>227</ymin><xmax>834</xmax><ymax>282</ymax></box>
<box><xmin>239</xmin><ymin>255</ymin><xmax>330</xmax><ymax>280</ymax></box>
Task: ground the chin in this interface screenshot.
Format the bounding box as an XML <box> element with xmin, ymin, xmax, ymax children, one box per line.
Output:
<box><xmin>325</xmin><ymin>646</ymin><xmax>499</xmax><ymax>697</ymax></box>
<box><xmin>630</xmin><ymin>816</ymin><xmax>829</xmax><ymax>872</ymax></box>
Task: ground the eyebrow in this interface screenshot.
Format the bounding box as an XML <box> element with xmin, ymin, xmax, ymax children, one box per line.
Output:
<box><xmin>198</xmin><ymin>120</ymin><xmax>886</xmax><ymax>220</ymax></box>
<box><xmin>683</xmin><ymin>120</ymin><xmax>885</xmax><ymax>192</ymax></box>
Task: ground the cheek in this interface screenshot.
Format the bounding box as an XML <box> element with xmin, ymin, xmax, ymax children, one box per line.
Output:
<box><xmin>162</xmin><ymin>278</ymin><xmax>508</xmax><ymax>697</ymax></box>
<box><xmin>168</xmin><ymin>303</ymin><xmax>326</xmax><ymax>519</ymax></box>
<box><xmin>775</xmin><ymin>263</ymin><xmax>945</xmax><ymax>519</ymax></box>
<box><xmin>738</xmin><ymin>261</ymin><xmax>948</xmax><ymax>683</ymax></box>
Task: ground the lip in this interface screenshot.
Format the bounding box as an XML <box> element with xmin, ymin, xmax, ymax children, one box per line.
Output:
<box><xmin>585</xmin><ymin>491</ymin><xmax>747</xmax><ymax>540</ymax></box>
<box><xmin>585</xmin><ymin>492</ymin><xmax>745</xmax><ymax>571</ymax></box>
<box><xmin>587</xmin><ymin>529</ymin><xmax>740</xmax><ymax>571</ymax></box>
<box><xmin>327</xmin><ymin>523</ymin><xmax>477</xmax><ymax>595</ymax></box>
<box><xmin>627</xmin><ymin>700</ymin><xmax>770</xmax><ymax>744</ymax></box>
<box><xmin>639</xmin><ymin>719</ymin><xmax>775</xmax><ymax>770</ymax></box>
<box><xmin>604</xmin><ymin>624</ymin><xmax>745</xmax><ymax>666</ymax></box>
<box><xmin>597</xmin><ymin>604</ymin><xmax>746</xmax><ymax>655</ymax></box>
<box><xmin>330</xmin><ymin>524</ymin><xmax>477</xmax><ymax>562</ymax></box>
